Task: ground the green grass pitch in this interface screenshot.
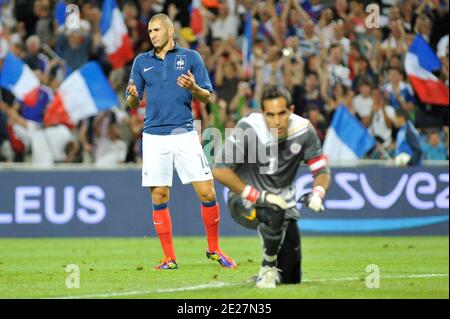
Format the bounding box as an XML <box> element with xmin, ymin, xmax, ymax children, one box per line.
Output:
<box><xmin>0</xmin><ymin>236</ymin><xmax>448</xmax><ymax>299</ymax></box>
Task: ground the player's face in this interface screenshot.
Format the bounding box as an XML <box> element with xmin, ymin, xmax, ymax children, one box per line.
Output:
<box><xmin>262</xmin><ymin>97</ymin><xmax>294</xmax><ymax>138</ymax></box>
<box><xmin>148</xmin><ymin>20</ymin><xmax>173</xmax><ymax>49</ymax></box>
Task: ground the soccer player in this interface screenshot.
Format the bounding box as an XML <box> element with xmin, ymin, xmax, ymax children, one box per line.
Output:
<box><xmin>126</xmin><ymin>14</ymin><xmax>236</xmax><ymax>270</ymax></box>
<box><xmin>212</xmin><ymin>86</ymin><xmax>331</xmax><ymax>288</ymax></box>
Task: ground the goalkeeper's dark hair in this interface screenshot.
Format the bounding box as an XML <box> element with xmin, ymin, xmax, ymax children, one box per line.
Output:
<box><xmin>261</xmin><ymin>85</ymin><xmax>292</xmax><ymax>111</ymax></box>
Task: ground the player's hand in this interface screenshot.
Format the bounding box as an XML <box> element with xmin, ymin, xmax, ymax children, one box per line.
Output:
<box><xmin>177</xmin><ymin>70</ymin><xmax>196</xmax><ymax>91</ymax></box>
<box><xmin>241</xmin><ymin>185</ymin><xmax>288</xmax><ymax>211</ymax></box>
<box><xmin>127</xmin><ymin>79</ymin><xmax>138</xmax><ymax>97</ymax></box>
<box><xmin>299</xmin><ymin>186</ymin><xmax>326</xmax><ymax>212</ymax></box>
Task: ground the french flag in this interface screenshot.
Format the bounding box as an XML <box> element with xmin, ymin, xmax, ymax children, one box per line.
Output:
<box><xmin>0</xmin><ymin>52</ymin><xmax>40</xmax><ymax>106</ymax></box>
<box><xmin>323</xmin><ymin>106</ymin><xmax>376</xmax><ymax>163</ymax></box>
<box><xmin>242</xmin><ymin>12</ymin><xmax>253</xmax><ymax>78</ymax></box>
<box><xmin>190</xmin><ymin>0</ymin><xmax>203</xmax><ymax>36</ymax></box>
<box><xmin>405</xmin><ymin>35</ymin><xmax>449</xmax><ymax>106</ymax></box>
<box><xmin>100</xmin><ymin>0</ymin><xmax>134</xmax><ymax>69</ymax></box>
<box><xmin>44</xmin><ymin>62</ymin><xmax>118</xmax><ymax>127</ymax></box>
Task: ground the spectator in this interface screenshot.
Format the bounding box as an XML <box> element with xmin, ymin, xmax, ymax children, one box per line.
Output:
<box><xmin>332</xmin><ymin>0</ymin><xmax>350</xmax><ymax>22</ymax></box>
<box><xmin>399</xmin><ymin>1</ymin><xmax>415</xmax><ymax>33</ymax></box>
<box><xmin>437</xmin><ymin>33</ymin><xmax>449</xmax><ymax>61</ymax></box>
<box><xmin>23</xmin><ymin>35</ymin><xmax>49</xmax><ymax>72</ymax></box>
<box><xmin>123</xmin><ymin>1</ymin><xmax>151</xmax><ymax>53</ymax></box>
<box><xmin>316</xmin><ymin>7</ymin><xmax>335</xmax><ymax>49</ymax></box>
<box><xmin>302</xmin><ymin>0</ymin><xmax>324</xmax><ymax>22</ymax></box>
<box><xmin>0</xmin><ymin>0</ymin><xmax>448</xmax><ymax>166</ymax></box>
<box><xmin>55</xmin><ymin>26</ymin><xmax>99</xmax><ymax>71</ymax></box>
<box><xmin>0</xmin><ymin>102</ymin><xmax>78</xmax><ymax>166</ymax></box>
<box><xmin>324</xmin><ymin>82</ymin><xmax>348</xmax><ymax>121</ymax></box>
<box><xmin>327</xmin><ymin>43</ymin><xmax>352</xmax><ymax>88</ymax></box>
<box><xmin>139</xmin><ymin>0</ymin><xmax>160</xmax><ymax>25</ymax></box>
<box><xmin>282</xmin><ymin>0</ymin><xmax>310</xmax><ymax>38</ymax></box>
<box><xmin>415</xmin><ymin>13</ymin><xmax>433</xmax><ymax>44</ymax></box>
<box><xmin>297</xmin><ymin>18</ymin><xmax>320</xmax><ymax>58</ymax></box>
<box><xmin>394</xmin><ymin>108</ymin><xmax>423</xmax><ymax>166</ymax></box>
<box><xmin>368</xmin><ymin>87</ymin><xmax>396</xmax><ymax>150</ymax></box>
<box><xmin>292</xmin><ymin>71</ymin><xmax>326</xmax><ymax>118</ymax></box>
<box><xmin>33</xmin><ymin>0</ymin><xmax>53</xmax><ymax>46</ymax></box>
<box><xmin>348</xmin><ymin>0</ymin><xmax>366</xmax><ymax>35</ymax></box>
<box><xmin>331</xmin><ymin>20</ymin><xmax>350</xmax><ymax>62</ymax></box>
<box><xmin>93</xmin><ymin>111</ymin><xmax>128</xmax><ymax>167</ymax></box>
<box><xmin>214</xmin><ymin>42</ymin><xmax>244</xmax><ymax>106</ymax></box>
<box><xmin>304</xmin><ymin>104</ymin><xmax>327</xmax><ymax>143</ymax></box>
<box><xmin>261</xmin><ymin>44</ymin><xmax>285</xmax><ymax>87</ymax></box>
<box><xmin>353</xmin><ymin>79</ymin><xmax>374</xmax><ymax>127</ymax></box>
<box><xmin>352</xmin><ymin>55</ymin><xmax>378</xmax><ymax>92</ymax></box>
<box><xmin>282</xmin><ymin>37</ymin><xmax>306</xmax><ymax>93</ymax></box>
<box><xmin>422</xmin><ymin>130</ymin><xmax>448</xmax><ymax>160</ymax></box>
<box><xmin>383</xmin><ymin>67</ymin><xmax>416</xmax><ymax>116</ymax></box>
<box><xmin>380</xmin><ymin>16</ymin><xmax>408</xmax><ymax>60</ymax></box>
<box><xmin>228</xmin><ymin>81</ymin><xmax>258</xmax><ymax>120</ymax></box>
<box><xmin>210</xmin><ymin>1</ymin><xmax>239</xmax><ymax>41</ymax></box>
<box><xmin>255</xmin><ymin>1</ymin><xmax>282</xmax><ymax>46</ymax></box>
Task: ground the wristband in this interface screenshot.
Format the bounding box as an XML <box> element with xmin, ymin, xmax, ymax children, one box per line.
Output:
<box><xmin>241</xmin><ymin>185</ymin><xmax>260</xmax><ymax>203</ymax></box>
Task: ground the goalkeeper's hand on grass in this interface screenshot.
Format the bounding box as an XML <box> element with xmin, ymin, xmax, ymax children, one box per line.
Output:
<box><xmin>241</xmin><ymin>185</ymin><xmax>288</xmax><ymax>211</ymax></box>
<box><xmin>299</xmin><ymin>186</ymin><xmax>326</xmax><ymax>212</ymax></box>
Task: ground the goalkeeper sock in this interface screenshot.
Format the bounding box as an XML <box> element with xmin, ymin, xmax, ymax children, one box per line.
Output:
<box><xmin>262</xmin><ymin>253</ymin><xmax>277</xmax><ymax>268</ymax></box>
<box><xmin>201</xmin><ymin>200</ymin><xmax>220</xmax><ymax>252</ymax></box>
<box><xmin>153</xmin><ymin>203</ymin><xmax>176</xmax><ymax>261</ymax></box>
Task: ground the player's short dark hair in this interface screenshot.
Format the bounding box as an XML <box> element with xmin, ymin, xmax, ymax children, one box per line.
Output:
<box><xmin>149</xmin><ymin>13</ymin><xmax>173</xmax><ymax>27</ymax></box>
<box><xmin>261</xmin><ymin>86</ymin><xmax>292</xmax><ymax>111</ymax></box>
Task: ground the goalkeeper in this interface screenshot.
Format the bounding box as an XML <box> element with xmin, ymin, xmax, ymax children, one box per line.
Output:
<box><xmin>212</xmin><ymin>86</ymin><xmax>331</xmax><ymax>288</ymax></box>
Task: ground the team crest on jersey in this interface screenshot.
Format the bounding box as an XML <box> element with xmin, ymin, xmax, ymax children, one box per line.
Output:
<box><xmin>175</xmin><ymin>55</ymin><xmax>186</xmax><ymax>70</ymax></box>
<box><xmin>290</xmin><ymin>142</ymin><xmax>302</xmax><ymax>154</ymax></box>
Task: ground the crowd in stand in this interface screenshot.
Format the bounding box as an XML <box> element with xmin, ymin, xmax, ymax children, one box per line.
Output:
<box><xmin>0</xmin><ymin>0</ymin><xmax>448</xmax><ymax>166</ymax></box>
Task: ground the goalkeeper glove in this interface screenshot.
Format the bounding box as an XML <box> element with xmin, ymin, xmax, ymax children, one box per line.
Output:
<box><xmin>299</xmin><ymin>186</ymin><xmax>326</xmax><ymax>212</ymax></box>
<box><xmin>241</xmin><ymin>185</ymin><xmax>288</xmax><ymax>211</ymax></box>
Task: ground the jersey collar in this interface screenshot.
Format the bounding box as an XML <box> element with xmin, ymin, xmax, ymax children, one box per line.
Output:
<box><xmin>150</xmin><ymin>42</ymin><xmax>180</xmax><ymax>58</ymax></box>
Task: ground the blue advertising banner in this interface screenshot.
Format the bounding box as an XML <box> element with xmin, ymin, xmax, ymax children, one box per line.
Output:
<box><xmin>291</xmin><ymin>167</ymin><xmax>448</xmax><ymax>235</ymax></box>
<box><xmin>0</xmin><ymin>166</ymin><xmax>448</xmax><ymax>237</ymax></box>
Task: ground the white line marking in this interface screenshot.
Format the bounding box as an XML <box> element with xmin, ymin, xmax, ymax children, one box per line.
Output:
<box><xmin>46</xmin><ymin>273</ymin><xmax>449</xmax><ymax>299</ymax></box>
<box><xmin>48</xmin><ymin>282</ymin><xmax>240</xmax><ymax>299</ymax></box>
<box><xmin>302</xmin><ymin>273</ymin><xmax>449</xmax><ymax>283</ymax></box>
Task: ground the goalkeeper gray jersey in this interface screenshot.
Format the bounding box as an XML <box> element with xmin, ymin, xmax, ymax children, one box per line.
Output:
<box><xmin>213</xmin><ymin>113</ymin><xmax>328</xmax><ymax>209</ymax></box>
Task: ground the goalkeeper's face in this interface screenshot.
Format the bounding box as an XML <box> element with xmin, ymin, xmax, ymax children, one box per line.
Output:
<box><xmin>262</xmin><ymin>97</ymin><xmax>294</xmax><ymax>138</ymax></box>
